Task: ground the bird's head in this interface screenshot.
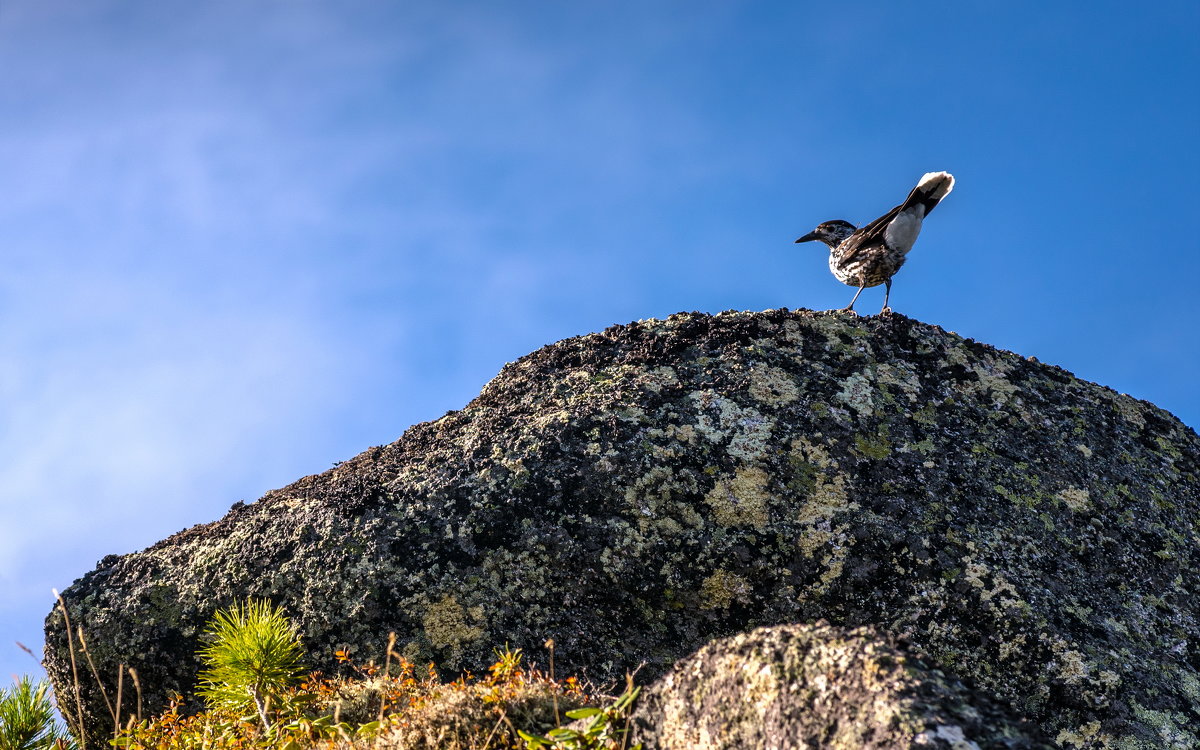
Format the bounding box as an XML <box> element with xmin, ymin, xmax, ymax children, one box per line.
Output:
<box><xmin>795</xmin><ymin>220</ymin><xmax>855</xmax><ymax>249</ymax></box>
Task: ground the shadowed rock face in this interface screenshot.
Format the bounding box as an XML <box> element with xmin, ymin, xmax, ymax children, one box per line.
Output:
<box><xmin>629</xmin><ymin>622</ymin><xmax>1053</xmax><ymax>749</ymax></box>
<box><xmin>45</xmin><ymin>310</ymin><xmax>1199</xmax><ymax>747</ymax></box>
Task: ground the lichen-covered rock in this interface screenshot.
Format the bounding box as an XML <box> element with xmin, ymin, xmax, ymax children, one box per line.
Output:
<box><xmin>45</xmin><ymin>310</ymin><xmax>1200</xmax><ymax>747</ymax></box>
<box><xmin>629</xmin><ymin>622</ymin><xmax>1052</xmax><ymax>749</ymax></box>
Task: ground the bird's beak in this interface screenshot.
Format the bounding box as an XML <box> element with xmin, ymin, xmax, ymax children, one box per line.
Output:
<box><xmin>795</xmin><ymin>231</ymin><xmax>819</xmax><ymax>244</ymax></box>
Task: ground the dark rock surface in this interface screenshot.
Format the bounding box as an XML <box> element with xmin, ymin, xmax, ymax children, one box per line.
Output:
<box><xmin>629</xmin><ymin>622</ymin><xmax>1053</xmax><ymax>749</ymax></box>
<box><xmin>45</xmin><ymin>310</ymin><xmax>1199</xmax><ymax>747</ymax></box>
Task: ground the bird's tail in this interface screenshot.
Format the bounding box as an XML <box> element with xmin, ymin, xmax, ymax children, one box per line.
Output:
<box><xmin>901</xmin><ymin>171</ymin><xmax>955</xmax><ymax>217</ymax></box>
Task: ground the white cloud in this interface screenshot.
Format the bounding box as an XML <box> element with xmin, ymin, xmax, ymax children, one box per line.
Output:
<box><xmin>0</xmin><ymin>0</ymin><xmax>737</xmax><ymax>684</ymax></box>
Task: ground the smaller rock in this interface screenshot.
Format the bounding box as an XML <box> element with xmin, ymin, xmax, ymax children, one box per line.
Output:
<box><xmin>629</xmin><ymin>622</ymin><xmax>1052</xmax><ymax>750</ymax></box>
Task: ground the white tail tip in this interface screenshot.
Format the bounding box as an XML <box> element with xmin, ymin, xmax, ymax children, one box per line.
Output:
<box><xmin>918</xmin><ymin>171</ymin><xmax>954</xmax><ymax>198</ymax></box>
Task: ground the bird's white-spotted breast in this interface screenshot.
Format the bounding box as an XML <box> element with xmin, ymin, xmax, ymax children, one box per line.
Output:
<box><xmin>830</xmin><ymin>241</ymin><xmax>907</xmax><ymax>288</ymax></box>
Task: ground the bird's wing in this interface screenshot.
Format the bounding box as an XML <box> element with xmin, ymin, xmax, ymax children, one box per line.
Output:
<box><xmin>856</xmin><ymin>202</ymin><xmax>905</xmax><ymax>242</ymax></box>
<box><xmin>837</xmin><ymin>203</ymin><xmax>903</xmax><ymax>264</ymax></box>
<box><xmin>838</xmin><ymin>173</ymin><xmax>953</xmax><ymax>263</ymax></box>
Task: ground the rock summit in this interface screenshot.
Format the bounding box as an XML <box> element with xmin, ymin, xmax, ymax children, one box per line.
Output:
<box><xmin>46</xmin><ymin>310</ymin><xmax>1199</xmax><ymax>747</ymax></box>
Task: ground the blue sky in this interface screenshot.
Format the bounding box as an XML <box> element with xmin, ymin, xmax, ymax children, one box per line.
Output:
<box><xmin>2</xmin><ymin>1</ymin><xmax>1197</xmax><ymax>685</ymax></box>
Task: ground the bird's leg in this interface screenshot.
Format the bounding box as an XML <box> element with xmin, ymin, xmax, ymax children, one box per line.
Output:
<box><xmin>880</xmin><ymin>279</ymin><xmax>892</xmax><ymax>314</ymax></box>
<box><xmin>844</xmin><ymin>285</ymin><xmax>866</xmax><ymax>313</ymax></box>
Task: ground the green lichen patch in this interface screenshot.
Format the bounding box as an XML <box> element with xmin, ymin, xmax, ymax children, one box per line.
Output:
<box><xmin>704</xmin><ymin>465</ymin><xmax>771</xmax><ymax>529</ymax></box>
<box><xmin>421</xmin><ymin>595</ymin><xmax>486</xmax><ymax>661</ymax></box>
<box><xmin>698</xmin><ymin>570</ymin><xmax>752</xmax><ymax>610</ymax></box>
<box><xmin>747</xmin><ymin>363</ymin><xmax>800</xmax><ymax>406</ymax></box>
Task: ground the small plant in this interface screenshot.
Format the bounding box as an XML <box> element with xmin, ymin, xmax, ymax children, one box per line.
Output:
<box><xmin>0</xmin><ymin>676</ymin><xmax>75</xmax><ymax>750</ymax></box>
<box><xmin>517</xmin><ymin>676</ymin><xmax>643</xmax><ymax>750</ymax></box>
<box><xmin>488</xmin><ymin>644</ymin><xmax>525</xmax><ymax>683</ymax></box>
<box><xmin>195</xmin><ymin>598</ymin><xmax>306</xmax><ymax>731</ymax></box>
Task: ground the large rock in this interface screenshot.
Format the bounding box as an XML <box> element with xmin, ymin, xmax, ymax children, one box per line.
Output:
<box><xmin>46</xmin><ymin>310</ymin><xmax>1199</xmax><ymax>747</ymax></box>
<box><xmin>629</xmin><ymin>622</ymin><xmax>1052</xmax><ymax>749</ymax></box>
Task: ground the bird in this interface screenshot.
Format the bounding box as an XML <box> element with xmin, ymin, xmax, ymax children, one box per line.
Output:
<box><xmin>795</xmin><ymin>171</ymin><xmax>955</xmax><ymax>313</ymax></box>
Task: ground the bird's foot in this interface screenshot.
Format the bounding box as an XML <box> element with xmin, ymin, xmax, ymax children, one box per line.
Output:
<box><xmin>840</xmin><ymin>306</ymin><xmax>859</xmax><ymax>316</ymax></box>
<box><xmin>879</xmin><ymin>306</ymin><xmax>893</xmax><ymax>315</ymax></box>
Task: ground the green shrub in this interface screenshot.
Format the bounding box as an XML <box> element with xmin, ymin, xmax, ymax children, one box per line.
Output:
<box><xmin>0</xmin><ymin>676</ymin><xmax>74</xmax><ymax>750</ymax></box>
<box><xmin>195</xmin><ymin>599</ymin><xmax>306</xmax><ymax>731</ymax></box>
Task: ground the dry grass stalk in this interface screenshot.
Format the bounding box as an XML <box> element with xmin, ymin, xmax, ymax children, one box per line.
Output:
<box><xmin>127</xmin><ymin>667</ymin><xmax>142</xmax><ymax>724</ymax></box>
<box><xmin>52</xmin><ymin>589</ymin><xmax>88</xmax><ymax>748</ymax></box>
<box><xmin>75</xmin><ymin>626</ymin><xmax>115</xmax><ymax>723</ymax></box>
<box><xmin>115</xmin><ymin>663</ymin><xmax>124</xmax><ymax>744</ymax></box>
<box><xmin>544</xmin><ymin>639</ymin><xmax>560</xmax><ymax>727</ymax></box>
